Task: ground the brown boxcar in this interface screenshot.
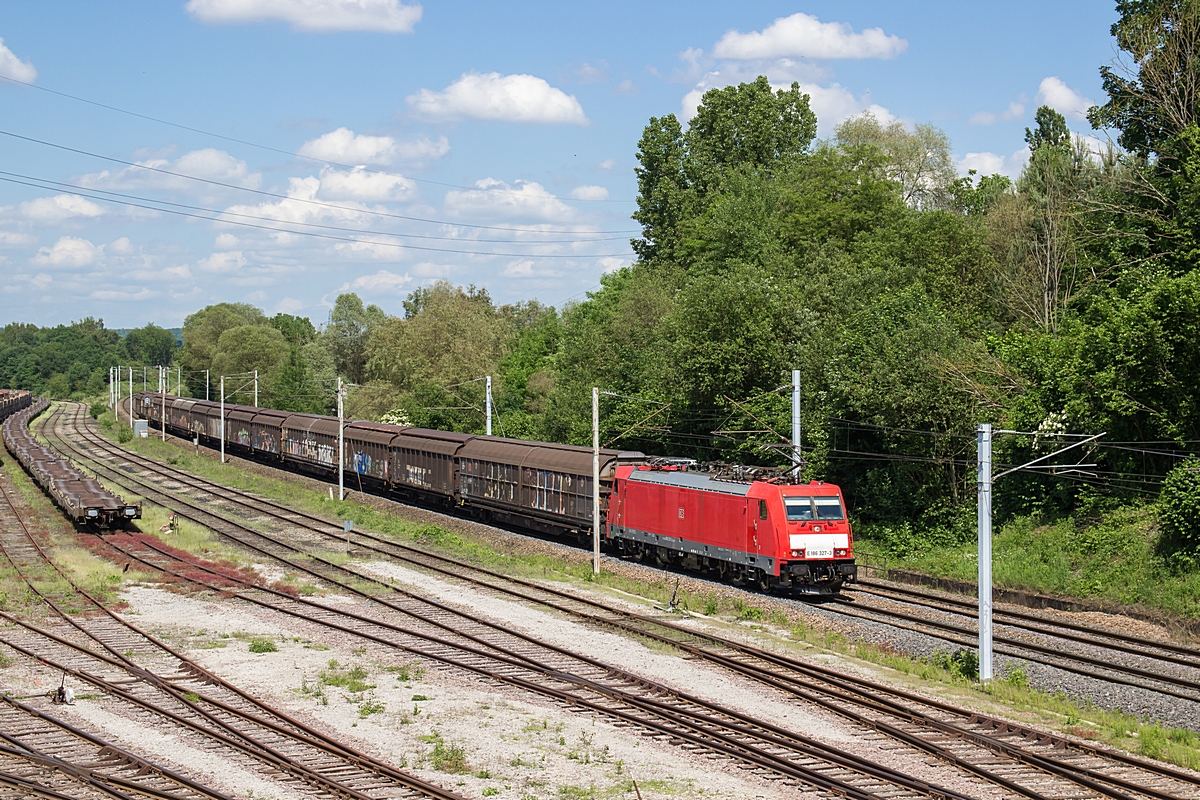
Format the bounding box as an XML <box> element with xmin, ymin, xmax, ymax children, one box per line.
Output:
<box><xmin>251</xmin><ymin>409</ymin><xmax>290</xmax><ymax>458</ymax></box>
<box><xmin>457</xmin><ymin>436</ymin><xmax>641</xmax><ymax>535</ymax></box>
<box><xmin>391</xmin><ymin>428</ymin><xmax>472</xmax><ymax>500</ymax></box>
<box><xmin>344</xmin><ymin>422</ymin><xmax>402</xmax><ymax>487</ymax></box>
<box><xmin>281</xmin><ymin>413</ymin><xmax>341</xmax><ymax>473</ymax></box>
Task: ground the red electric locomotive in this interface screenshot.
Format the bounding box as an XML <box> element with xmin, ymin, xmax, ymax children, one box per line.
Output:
<box><xmin>607</xmin><ymin>465</ymin><xmax>857</xmax><ymax>594</ymax></box>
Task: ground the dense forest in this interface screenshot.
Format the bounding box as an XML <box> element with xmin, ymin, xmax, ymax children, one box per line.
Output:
<box><xmin>8</xmin><ymin>3</ymin><xmax>1200</xmax><ymax>565</ymax></box>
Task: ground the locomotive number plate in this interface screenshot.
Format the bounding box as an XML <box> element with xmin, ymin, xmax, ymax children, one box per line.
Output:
<box><xmin>806</xmin><ymin>546</ymin><xmax>833</xmax><ymax>559</ymax></box>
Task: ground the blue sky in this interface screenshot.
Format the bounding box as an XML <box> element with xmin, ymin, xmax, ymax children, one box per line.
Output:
<box><xmin>0</xmin><ymin>1</ymin><xmax>1119</xmax><ymax>328</ymax></box>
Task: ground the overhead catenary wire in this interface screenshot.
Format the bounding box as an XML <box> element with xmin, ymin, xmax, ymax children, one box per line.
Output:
<box><xmin>0</xmin><ymin>170</ymin><xmax>630</xmax><ymax>245</ymax></box>
<box><xmin>0</xmin><ymin>73</ymin><xmax>635</xmax><ymax>204</ymax></box>
<box><xmin>0</xmin><ymin>174</ymin><xmax>631</xmax><ymax>260</ymax></box>
<box><xmin>0</xmin><ymin>128</ymin><xmax>639</xmax><ymax>235</ymax></box>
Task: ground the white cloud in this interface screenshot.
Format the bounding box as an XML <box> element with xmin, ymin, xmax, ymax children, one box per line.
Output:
<box><xmin>197</xmin><ymin>250</ymin><xmax>247</xmax><ymax>274</ymax></box>
<box><xmin>128</xmin><ymin>264</ymin><xmax>193</xmax><ymax>282</ymax></box>
<box><xmin>682</xmin><ymin>77</ymin><xmax>892</xmax><ymax>135</ymax></box>
<box><xmin>274</xmin><ymin>296</ymin><xmax>306</xmax><ymax>314</ymax></box>
<box><xmin>18</xmin><ymin>194</ymin><xmax>105</xmax><ymax>223</ymax></box>
<box><xmin>107</xmin><ymin>237</ymin><xmax>133</xmax><ymax>255</ymax></box>
<box><xmin>569</xmin><ymin>185</ymin><xmax>609</xmax><ymax>201</ymax></box>
<box><xmin>1036</xmin><ymin>77</ymin><xmax>1095</xmax><ymax>122</ymax></box>
<box><xmin>298</xmin><ymin>127</ymin><xmax>449</xmax><ymax>166</ymax></box>
<box><xmin>0</xmin><ymin>38</ymin><xmax>36</xmax><ymax>82</ymax></box>
<box><xmin>80</xmin><ymin>148</ymin><xmax>261</xmax><ymax>193</ymax></box>
<box><xmin>502</xmin><ymin>260</ymin><xmax>535</xmax><ymax>278</ymax></box>
<box><xmin>0</xmin><ymin>232</ymin><xmax>36</xmax><ymax>247</ymax></box>
<box><xmin>596</xmin><ymin>158</ymin><xmax>616</xmax><ymax>173</ymax></box>
<box><xmin>219</xmin><ymin>175</ymin><xmax>376</xmax><ymax>241</ymax></box>
<box><xmin>340</xmin><ymin>269</ymin><xmax>413</xmax><ymax>295</ymax></box>
<box><xmin>32</xmin><ymin>236</ymin><xmax>99</xmax><ymax>267</ymax></box>
<box><xmin>185</xmin><ymin>0</ymin><xmax>421</xmax><ymax>32</ymax></box>
<box><xmin>317</xmin><ymin>166</ymin><xmax>416</xmax><ymax>201</ymax></box>
<box><xmin>575</xmin><ymin>61</ymin><xmax>608</xmax><ymax>83</ymax></box>
<box><xmin>407</xmin><ymin>72</ymin><xmax>587</xmax><ymax>125</ymax></box>
<box><xmin>215</xmin><ymin>233</ymin><xmax>240</xmax><ymax>249</ymax></box>
<box><xmin>613</xmin><ymin>79</ymin><xmax>638</xmax><ymax>96</ymax></box>
<box><xmin>956</xmin><ymin>147</ymin><xmax>1030</xmax><ymax>178</ymax></box>
<box><xmin>969</xmin><ymin>101</ymin><xmax>1025</xmax><ymax>126</ymax></box>
<box><xmin>90</xmin><ymin>287</ymin><xmax>157</xmax><ymax>302</ymax></box>
<box><xmin>444</xmin><ymin>178</ymin><xmax>575</xmax><ymax>222</ymax></box>
<box><xmin>333</xmin><ymin>240</ymin><xmax>406</xmax><ymax>259</ymax></box>
<box><xmin>713</xmin><ymin>12</ymin><xmax>906</xmax><ymax>60</ymax></box>
<box><xmin>599</xmin><ymin>256</ymin><xmax>628</xmax><ymax>274</ymax></box>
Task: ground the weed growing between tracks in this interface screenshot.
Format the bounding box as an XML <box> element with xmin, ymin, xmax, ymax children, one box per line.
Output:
<box><xmin>0</xmin><ymin>444</ymin><xmax>150</xmax><ymax>607</ymax></box>
<box><xmin>88</xmin><ymin>406</ymin><xmax>1200</xmax><ymax>772</ymax></box>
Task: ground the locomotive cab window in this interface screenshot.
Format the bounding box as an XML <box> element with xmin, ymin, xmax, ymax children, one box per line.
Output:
<box><xmin>784</xmin><ymin>496</ymin><xmax>846</xmax><ymax>521</ymax></box>
<box><xmin>758</xmin><ymin>500</ymin><xmax>768</xmax><ymax>520</ymax></box>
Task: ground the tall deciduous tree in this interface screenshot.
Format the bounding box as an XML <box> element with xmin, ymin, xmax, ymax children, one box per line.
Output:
<box><xmin>180</xmin><ymin>303</ymin><xmax>266</xmax><ymax>393</ymax></box>
<box><xmin>123</xmin><ymin>324</ymin><xmax>177</xmax><ymax>367</ymax></box>
<box><xmin>835</xmin><ymin>112</ymin><xmax>957</xmax><ymax>209</ymax></box>
<box><xmin>325</xmin><ymin>293</ymin><xmax>386</xmax><ymax>385</ymax></box>
<box><xmin>632</xmin><ymin>77</ymin><xmax>818</xmax><ymax>262</ymax></box>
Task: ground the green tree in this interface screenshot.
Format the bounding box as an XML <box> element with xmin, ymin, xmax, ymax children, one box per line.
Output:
<box><xmin>180</xmin><ymin>303</ymin><xmax>266</xmax><ymax>394</ymax></box>
<box><xmin>835</xmin><ymin>112</ymin><xmax>957</xmax><ymax>209</ymax></box>
<box><xmin>209</xmin><ymin>325</ymin><xmax>289</xmax><ymax>404</ymax></box>
<box><xmin>124</xmin><ymin>323</ymin><xmax>177</xmax><ymax>366</ymax></box>
<box><xmin>632</xmin><ymin>77</ymin><xmax>818</xmax><ymax>262</ymax></box>
<box><xmin>1025</xmin><ymin>105</ymin><xmax>1072</xmax><ymax>152</ymax></box>
<box><xmin>325</xmin><ymin>293</ymin><xmax>386</xmax><ymax>384</ymax></box>
<box><xmin>269</xmin><ymin>313</ymin><xmax>316</xmax><ymax>346</ymax></box>
<box><xmin>1089</xmin><ymin>1</ymin><xmax>1200</xmax><ymax>158</ymax></box>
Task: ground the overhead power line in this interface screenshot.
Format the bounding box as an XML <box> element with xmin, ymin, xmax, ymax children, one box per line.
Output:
<box><xmin>0</xmin><ymin>73</ymin><xmax>635</xmax><ymax>204</ymax></box>
<box><xmin>0</xmin><ymin>174</ymin><xmax>632</xmax><ymax>259</ymax></box>
<box><xmin>0</xmin><ymin>170</ymin><xmax>628</xmax><ymax>246</ymax></box>
<box><xmin>0</xmin><ymin>128</ymin><xmax>639</xmax><ymax>235</ymax></box>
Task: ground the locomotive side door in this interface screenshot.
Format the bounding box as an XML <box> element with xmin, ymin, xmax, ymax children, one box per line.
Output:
<box><xmin>750</xmin><ymin>496</ymin><xmax>768</xmax><ymax>555</ymax></box>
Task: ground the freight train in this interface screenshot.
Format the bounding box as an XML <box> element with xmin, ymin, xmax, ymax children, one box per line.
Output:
<box><xmin>132</xmin><ymin>392</ymin><xmax>857</xmax><ymax>593</ymax></box>
<box><xmin>2</xmin><ymin>393</ymin><xmax>142</xmax><ymax>527</ymax></box>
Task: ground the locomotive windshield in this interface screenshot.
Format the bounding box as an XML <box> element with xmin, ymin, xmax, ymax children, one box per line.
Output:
<box><xmin>784</xmin><ymin>496</ymin><xmax>846</xmax><ymax>521</ymax></box>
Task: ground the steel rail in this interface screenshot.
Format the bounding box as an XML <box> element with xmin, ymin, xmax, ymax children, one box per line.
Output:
<box><xmin>62</xmin><ymin>401</ymin><xmax>1200</xmax><ymax>800</ymax></box>
<box><xmin>2</xmin><ymin>409</ymin><xmax>466</xmax><ymax>800</ymax></box>
<box><xmin>849</xmin><ymin>578</ymin><xmax>1200</xmax><ymax>665</ymax></box>
<box><xmin>110</xmin><ymin>398</ymin><xmax>1200</xmax><ymax>700</ymax></box>
<box><xmin>0</xmin><ymin>697</ymin><xmax>226</xmax><ymax>800</ymax></box>
<box><xmin>106</xmin><ymin>537</ymin><xmax>958</xmax><ymax>800</ymax></box>
<box><xmin>48</xmin><ymin>406</ymin><xmax>981</xmax><ymax>800</ymax></box>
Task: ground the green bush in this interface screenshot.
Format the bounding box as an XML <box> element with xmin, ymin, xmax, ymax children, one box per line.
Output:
<box><xmin>932</xmin><ymin>648</ymin><xmax>979</xmax><ymax>681</ymax></box>
<box><xmin>248</xmin><ymin>638</ymin><xmax>277</xmax><ymax>653</ymax></box>
<box><xmin>117</xmin><ymin>426</ymin><xmax>134</xmax><ymax>444</ymax></box>
<box><xmin>1159</xmin><ymin>465</ymin><xmax>1200</xmax><ymax>566</ymax></box>
<box><xmin>89</xmin><ymin>402</ymin><xmax>106</xmax><ymax>419</ymax></box>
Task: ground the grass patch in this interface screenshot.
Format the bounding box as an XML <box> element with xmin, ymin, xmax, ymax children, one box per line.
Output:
<box><xmin>858</xmin><ymin>506</ymin><xmax>1200</xmax><ymax>619</ymax></box>
<box><xmin>421</xmin><ymin>732</ymin><xmax>469</xmax><ymax>774</ymax></box>
<box><xmin>247</xmin><ymin>638</ymin><xmax>277</xmax><ymax>653</ymax></box>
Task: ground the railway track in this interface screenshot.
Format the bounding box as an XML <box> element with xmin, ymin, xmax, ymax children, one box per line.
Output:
<box><xmin>825</xmin><ymin>582</ymin><xmax>1200</xmax><ymax>705</ymax></box>
<box><xmin>45</xmin><ymin>402</ymin><xmax>1000</xmax><ymax>800</ymax></box>
<box><xmin>45</xmin><ymin>401</ymin><xmax>1200</xmax><ymax>800</ymax></box>
<box><xmin>0</xmin><ymin>421</ymin><xmax>467</xmax><ymax>799</ymax></box>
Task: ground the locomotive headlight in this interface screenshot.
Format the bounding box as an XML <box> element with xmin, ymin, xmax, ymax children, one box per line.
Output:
<box><xmin>834</xmin><ymin>548</ymin><xmax>848</xmax><ymax>557</ymax></box>
<box><xmin>86</xmin><ymin>509</ymin><xmax>99</xmax><ymax>518</ymax></box>
<box><xmin>125</xmin><ymin>507</ymin><xmax>137</xmax><ymax>516</ymax></box>
<box><xmin>791</xmin><ymin>549</ymin><xmax>804</xmax><ymax>558</ymax></box>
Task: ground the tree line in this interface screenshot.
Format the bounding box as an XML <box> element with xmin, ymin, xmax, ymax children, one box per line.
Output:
<box><xmin>10</xmin><ymin>2</ymin><xmax>1200</xmax><ymax>561</ymax></box>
